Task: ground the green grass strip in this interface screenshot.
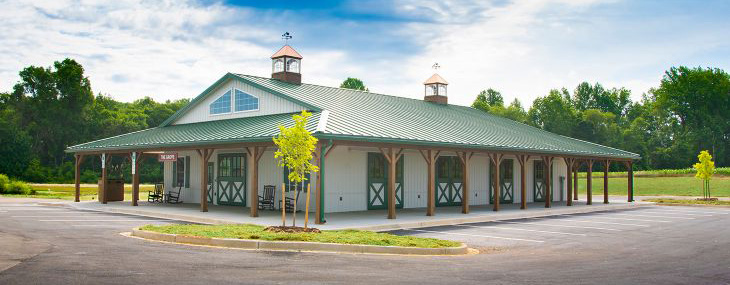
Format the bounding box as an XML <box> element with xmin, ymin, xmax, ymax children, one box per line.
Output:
<box><xmin>644</xmin><ymin>198</ymin><xmax>730</xmax><ymax>206</ymax></box>
<box><xmin>140</xmin><ymin>224</ymin><xmax>460</xmax><ymax>248</ymax></box>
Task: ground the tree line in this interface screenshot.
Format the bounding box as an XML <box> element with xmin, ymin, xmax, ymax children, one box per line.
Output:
<box><xmin>468</xmin><ymin>66</ymin><xmax>730</xmax><ymax>170</ymax></box>
<box><xmin>0</xmin><ymin>59</ymin><xmax>189</xmax><ymax>183</ymax></box>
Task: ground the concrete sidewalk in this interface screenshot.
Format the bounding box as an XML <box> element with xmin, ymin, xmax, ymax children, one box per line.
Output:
<box><xmin>69</xmin><ymin>198</ymin><xmax>648</xmax><ymax>231</ymax></box>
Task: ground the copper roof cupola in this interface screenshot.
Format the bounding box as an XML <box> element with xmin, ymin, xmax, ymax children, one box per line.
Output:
<box><xmin>423</xmin><ymin>66</ymin><xmax>448</xmax><ymax>104</ymax></box>
<box><xmin>271</xmin><ymin>43</ymin><xmax>303</xmax><ymax>85</ymax></box>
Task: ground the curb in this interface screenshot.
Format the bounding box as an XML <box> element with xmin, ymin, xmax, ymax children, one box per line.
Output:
<box><xmin>653</xmin><ymin>203</ymin><xmax>730</xmax><ymax>209</ymax></box>
<box><xmin>131</xmin><ymin>228</ymin><xmax>469</xmax><ymax>255</ymax></box>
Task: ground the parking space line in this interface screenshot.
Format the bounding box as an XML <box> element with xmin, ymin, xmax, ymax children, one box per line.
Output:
<box><xmin>12</xmin><ymin>215</ymin><xmax>116</xmax><ymax>218</ymax></box>
<box><xmin>454</xmin><ymin>224</ymin><xmax>587</xmax><ymax>236</ymax></box>
<box><xmin>610</xmin><ymin>213</ymin><xmax>694</xmax><ymax>220</ymax></box>
<box><xmin>38</xmin><ymin>219</ymin><xmax>167</xmax><ymax>222</ymax></box>
<box><xmin>503</xmin><ymin>221</ymin><xmax>622</xmax><ymax>231</ymax></box>
<box><xmin>407</xmin><ymin>229</ymin><xmax>545</xmax><ymax>243</ymax></box>
<box><xmin>71</xmin><ymin>225</ymin><xmax>127</xmax><ymax>227</ymax></box>
<box><xmin>535</xmin><ymin>217</ymin><xmax>649</xmax><ymax>227</ymax></box>
<box><xmin>636</xmin><ymin>211</ymin><xmax>713</xmax><ymax>217</ymax></box>
<box><xmin>650</xmin><ymin>209</ymin><xmax>729</xmax><ymax>215</ymax></box>
<box><xmin>584</xmin><ymin>216</ymin><xmax>671</xmax><ymax>223</ymax></box>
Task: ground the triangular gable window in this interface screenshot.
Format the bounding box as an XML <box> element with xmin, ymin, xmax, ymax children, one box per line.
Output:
<box><xmin>234</xmin><ymin>89</ymin><xmax>259</xmax><ymax>112</ymax></box>
<box><xmin>210</xmin><ymin>90</ymin><xmax>231</xmax><ymax>114</ymax></box>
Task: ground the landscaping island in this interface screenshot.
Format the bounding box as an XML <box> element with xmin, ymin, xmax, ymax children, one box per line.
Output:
<box><xmin>134</xmin><ymin>224</ymin><xmax>468</xmax><ymax>255</ymax></box>
<box><xmin>644</xmin><ymin>198</ymin><xmax>730</xmax><ymax>206</ymax></box>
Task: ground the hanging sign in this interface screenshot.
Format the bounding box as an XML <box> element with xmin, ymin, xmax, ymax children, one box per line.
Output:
<box><xmin>158</xmin><ymin>153</ymin><xmax>178</xmax><ymax>162</ymax></box>
<box><xmin>101</xmin><ymin>153</ymin><xmax>106</xmax><ymax>169</ymax></box>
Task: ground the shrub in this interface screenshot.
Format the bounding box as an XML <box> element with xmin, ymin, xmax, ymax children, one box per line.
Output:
<box><xmin>0</xmin><ymin>174</ymin><xmax>9</xmax><ymax>193</ymax></box>
<box><xmin>5</xmin><ymin>180</ymin><xmax>32</xmax><ymax>195</ymax></box>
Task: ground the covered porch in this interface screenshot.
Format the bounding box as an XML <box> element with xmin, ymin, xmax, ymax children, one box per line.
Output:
<box><xmin>72</xmin><ymin>197</ymin><xmax>642</xmax><ymax>231</ymax></box>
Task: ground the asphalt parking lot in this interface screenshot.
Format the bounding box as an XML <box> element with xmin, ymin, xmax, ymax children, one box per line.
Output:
<box><xmin>1</xmin><ymin>201</ymin><xmax>730</xmax><ymax>284</ymax></box>
<box><xmin>390</xmin><ymin>206</ymin><xmax>730</xmax><ymax>248</ymax></box>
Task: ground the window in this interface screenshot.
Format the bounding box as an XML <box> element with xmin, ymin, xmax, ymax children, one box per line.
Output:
<box><xmin>234</xmin><ymin>89</ymin><xmax>259</xmax><ymax>112</ymax></box>
<box><xmin>438</xmin><ymin>84</ymin><xmax>447</xmax><ymax>96</ymax></box>
<box><xmin>273</xmin><ymin>58</ymin><xmax>284</xmax><ymax>73</ymax></box>
<box><xmin>209</xmin><ymin>90</ymin><xmax>231</xmax><ymax>114</ymax></box>
<box><xmin>501</xmin><ymin>159</ymin><xmax>513</xmax><ymax>180</ymax></box>
<box><xmin>426</xmin><ymin>84</ymin><xmax>437</xmax><ymax>96</ymax></box>
<box><xmin>175</xmin><ymin>158</ymin><xmax>185</xmax><ymax>187</ymax></box>
<box><xmin>286</xmin><ymin>58</ymin><xmax>300</xmax><ymax>73</ymax></box>
<box><xmin>284</xmin><ymin>167</ymin><xmax>311</xmax><ymax>192</ymax></box>
<box><xmin>218</xmin><ymin>154</ymin><xmax>244</xmax><ymax>178</ymax></box>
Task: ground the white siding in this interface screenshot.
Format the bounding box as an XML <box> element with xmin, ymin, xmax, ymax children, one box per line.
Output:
<box><xmin>403</xmin><ymin>151</ymin><xmax>427</xmax><ymax>208</ymax></box>
<box><xmin>469</xmin><ymin>154</ymin><xmax>489</xmax><ymax>206</ymax></box>
<box><xmin>323</xmin><ymin>147</ymin><xmax>367</xmax><ymax>212</ymax></box>
<box><xmin>173</xmin><ymin>79</ymin><xmax>307</xmax><ymax>125</ymax></box>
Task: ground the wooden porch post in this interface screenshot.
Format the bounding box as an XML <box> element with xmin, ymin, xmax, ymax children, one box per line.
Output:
<box><xmin>74</xmin><ymin>154</ymin><xmax>83</xmax><ymax>202</ymax></box>
<box><xmin>380</xmin><ymin>147</ymin><xmax>402</xmax><ymax>219</ymax></box>
<box><xmin>516</xmin><ymin>155</ymin><xmax>529</xmax><ymax>210</ymax></box>
<box><xmin>420</xmin><ymin>150</ymin><xmax>440</xmax><ymax>216</ymax></box>
<box><xmin>489</xmin><ymin>153</ymin><xmax>503</xmax><ymax>211</ymax></box>
<box><xmin>603</xmin><ymin>160</ymin><xmax>610</xmax><ymax>204</ymax></box>
<box><xmin>564</xmin><ymin>157</ymin><xmax>575</xmax><ymax>206</ymax></box>
<box><xmin>100</xmin><ymin>153</ymin><xmax>109</xmax><ymax>204</ymax></box>
<box><xmin>573</xmin><ymin>162</ymin><xmax>579</xmax><ymax>200</ymax></box>
<box><xmin>542</xmin><ymin>156</ymin><xmax>553</xmax><ymax>208</ymax></box>
<box><xmin>626</xmin><ymin>161</ymin><xmax>634</xmax><ymax>202</ymax></box>
<box><xmin>131</xmin><ymin>152</ymin><xmax>143</xmax><ymax>206</ymax></box>
<box><xmin>196</xmin><ymin>149</ymin><xmax>214</xmax><ymax>212</ymax></box>
<box><xmin>246</xmin><ymin>146</ymin><xmax>266</xmax><ymax>217</ymax></box>
<box><xmin>457</xmin><ymin>152</ymin><xmax>473</xmax><ymax>214</ymax></box>
<box><xmin>586</xmin><ymin>159</ymin><xmax>594</xmax><ymax>205</ymax></box>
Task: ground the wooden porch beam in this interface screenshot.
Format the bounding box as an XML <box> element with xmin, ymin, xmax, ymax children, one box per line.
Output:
<box><xmin>457</xmin><ymin>151</ymin><xmax>473</xmax><ymax>214</ymax></box>
<box><xmin>541</xmin><ymin>156</ymin><xmax>554</xmax><ymax>208</ymax></box>
<box><xmin>197</xmin><ymin>148</ymin><xmax>213</xmax><ymax>212</ymax></box>
<box><xmin>247</xmin><ymin>146</ymin><xmax>265</xmax><ymax>217</ymax></box>
<box><xmin>625</xmin><ymin>161</ymin><xmax>634</xmax><ymax>202</ymax></box>
<box><xmin>586</xmin><ymin>159</ymin><xmax>595</xmax><ymax>205</ymax></box>
<box><xmin>563</xmin><ymin>157</ymin><xmax>575</xmax><ymax>207</ymax></box>
<box><xmin>516</xmin><ymin>154</ymin><xmax>530</xmax><ymax>210</ymax></box>
<box><xmin>131</xmin><ymin>151</ymin><xmax>143</xmax><ymax>206</ymax></box>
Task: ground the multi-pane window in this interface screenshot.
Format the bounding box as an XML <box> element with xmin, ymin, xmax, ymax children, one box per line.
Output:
<box><xmin>284</xmin><ymin>167</ymin><xmax>311</xmax><ymax>192</ymax></box>
<box><xmin>175</xmin><ymin>158</ymin><xmax>185</xmax><ymax>187</ymax></box>
<box><xmin>286</xmin><ymin>58</ymin><xmax>300</xmax><ymax>73</ymax></box>
<box><xmin>209</xmin><ymin>90</ymin><xmax>231</xmax><ymax>114</ymax></box>
<box><xmin>234</xmin><ymin>89</ymin><xmax>259</xmax><ymax>112</ymax></box>
<box><xmin>218</xmin><ymin>154</ymin><xmax>244</xmax><ymax>178</ymax></box>
<box><xmin>273</xmin><ymin>58</ymin><xmax>284</xmax><ymax>73</ymax></box>
<box><xmin>535</xmin><ymin>161</ymin><xmax>544</xmax><ymax>180</ymax></box>
<box><xmin>501</xmin><ymin>159</ymin><xmax>513</xmax><ymax>181</ymax></box>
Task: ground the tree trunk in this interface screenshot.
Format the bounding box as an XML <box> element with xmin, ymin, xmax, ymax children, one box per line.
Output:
<box><xmin>281</xmin><ymin>182</ymin><xmax>286</xmax><ymax>227</ymax></box>
<box><xmin>292</xmin><ymin>183</ymin><xmax>298</xmax><ymax>227</ymax></box>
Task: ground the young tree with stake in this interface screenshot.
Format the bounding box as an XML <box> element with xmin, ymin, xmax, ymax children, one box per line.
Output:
<box><xmin>693</xmin><ymin>150</ymin><xmax>715</xmax><ymax>200</ymax></box>
<box><xmin>273</xmin><ymin>111</ymin><xmax>319</xmax><ymax>228</ymax></box>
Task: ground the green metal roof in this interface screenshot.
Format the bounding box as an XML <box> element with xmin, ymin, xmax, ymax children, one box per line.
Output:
<box><xmin>68</xmin><ymin>112</ymin><xmax>320</xmax><ymax>152</ymax></box>
<box><xmin>68</xmin><ymin>73</ymin><xmax>639</xmax><ymax>159</ymax></box>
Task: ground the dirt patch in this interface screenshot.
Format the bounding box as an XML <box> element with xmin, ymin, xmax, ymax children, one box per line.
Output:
<box><xmin>264</xmin><ymin>226</ymin><xmax>321</xmax><ymax>233</ymax></box>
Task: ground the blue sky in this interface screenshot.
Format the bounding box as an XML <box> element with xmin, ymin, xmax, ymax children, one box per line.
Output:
<box><xmin>0</xmin><ymin>0</ymin><xmax>728</xmax><ymax>106</ymax></box>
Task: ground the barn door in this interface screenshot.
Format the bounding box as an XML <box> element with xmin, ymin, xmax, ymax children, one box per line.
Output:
<box><xmin>217</xmin><ymin>153</ymin><xmax>246</xmax><ymax>206</ymax></box>
<box><xmin>435</xmin><ymin>156</ymin><xmax>463</xmax><ymax>207</ymax></box>
<box><xmin>490</xmin><ymin>159</ymin><xmax>515</xmax><ymax>204</ymax></box>
<box><xmin>367</xmin><ymin>153</ymin><xmax>403</xmax><ymax>210</ymax></box>
<box><xmin>534</xmin><ymin>160</ymin><xmax>546</xmax><ymax>202</ymax></box>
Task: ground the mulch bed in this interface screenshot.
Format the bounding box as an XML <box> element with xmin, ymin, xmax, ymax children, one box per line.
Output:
<box><xmin>264</xmin><ymin>226</ymin><xmax>321</xmax><ymax>233</ymax></box>
<box><xmin>696</xmin><ymin>198</ymin><xmax>719</xmax><ymax>201</ymax></box>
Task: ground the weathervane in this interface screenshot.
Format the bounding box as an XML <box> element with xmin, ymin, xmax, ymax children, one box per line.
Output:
<box><xmin>432</xmin><ymin>62</ymin><xmax>441</xmax><ymax>70</ymax></box>
<box><xmin>282</xmin><ymin>32</ymin><xmax>292</xmax><ymax>44</ymax></box>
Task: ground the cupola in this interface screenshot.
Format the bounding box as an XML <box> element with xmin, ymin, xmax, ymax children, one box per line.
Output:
<box><xmin>423</xmin><ymin>73</ymin><xmax>448</xmax><ymax>104</ymax></box>
<box><xmin>271</xmin><ymin>45</ymin><xmax>303</xmax><ymax>85</ymax></box>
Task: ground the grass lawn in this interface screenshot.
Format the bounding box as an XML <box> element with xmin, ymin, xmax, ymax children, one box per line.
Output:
<box><xmin>140</xmin><ymin>224</ymin><xmax>461</xmax><ymax>248</ymax></box>
<box><xmin>1</xmin><ymin>184</ymin><xmax>154</xmax><ymax>200</ymax></box>
<box><xmin>575</xmin><ymin>176</ymin><xmax>730</xmax><ymax>197</ymax></box>
<box><xmin>643</xmin><ymin>198</ymin><xmax>730</xmax><ymax>206</ymax></box>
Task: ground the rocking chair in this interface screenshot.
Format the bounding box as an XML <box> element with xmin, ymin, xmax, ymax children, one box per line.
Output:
<box><xmin>258</xmin><ymin>185</ymin><xmax>276</xmax><ymax>210</ymax></box>
<box><xmin>148</xmin><ymin>183</ymin><xmax>164</xmax><ymax>203</ymax></box>
<box><xmin>166</xmin><ymin>185</ymin><xmax>183</xmax><ymax>204</ymax></box>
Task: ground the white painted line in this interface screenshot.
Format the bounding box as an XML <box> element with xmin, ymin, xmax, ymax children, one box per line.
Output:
<box><xmin>650</xmin><ymin>209</ymin><xmax>729</xmax><ymax>215</ymax></box>
<box><xmin>454</xmin><ymin>225</ymin><xmax>586</xmax><ymax>236</ymax></box>
<box><xmin>408</xmin><ymin>229</ymin><xmax>544</xmax><ymax>243</ymax></box>
<box><xmin>38</xmin><ymin>219</ymin><xmax>166</xmax><ymax>222</ymax></box>
<box><xmin>12</xmin><ymin>215</ymin><xmax>113</xmax><ymax>218</ymax></box>
<box><xmin>609</xmin><ymin>213</ymin><xmax>694</xmax><ymax>220</ymax></box>
<box><xmin>71</xmin><ymin>225</ymin><xmax>125</xmax><ymax>227</ymax></box>
<box><xmin>637</xmin><ymin>211</ymin><xmax>713</xmax><ymax>217</ymax></box>
<box><xmin>586</xmin><ymin>216</ymin><xmax>671</xmax><ymax>223</ymax></box>
<box><xmin>502</xmin><ymin>221</ymin><xmax>622</xmax><ymax>231</ymax></box>
<box><xmin>536</xmin><ymin>217</ymin><xmax>650</xmax><ymax>227</ymax></box>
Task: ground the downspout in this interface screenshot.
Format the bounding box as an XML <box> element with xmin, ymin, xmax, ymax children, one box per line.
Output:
<box><xmin>319</xmin><ymin>139</ymin><xmax>333</xmax><ymax>224</ymax></box>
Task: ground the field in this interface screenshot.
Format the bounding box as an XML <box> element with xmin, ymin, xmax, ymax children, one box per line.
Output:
<box><xmin>1</xmin><ymin>184</ymin><xmax>155</xmax><ymax>200</ymax></box>
<box><xmin>575</xmin><ymin>176</ymin><xmax>730</xmax><ymax>197</ymax></box>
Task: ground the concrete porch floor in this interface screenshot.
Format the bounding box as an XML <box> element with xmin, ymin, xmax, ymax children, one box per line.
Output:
<box><xmin>71</xmin><ymin>198</ymin><xmax>646</xmax><ymax>231</ymax></box>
